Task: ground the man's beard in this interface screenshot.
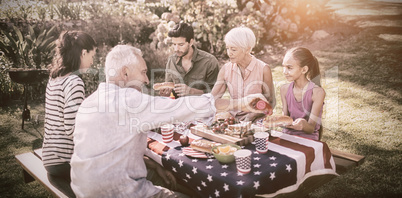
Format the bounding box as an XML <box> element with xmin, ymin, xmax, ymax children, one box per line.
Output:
<box><xmin>176</xmin><ymin>45</ymin><xmax>190</xmax><ymax>58</ymax></box>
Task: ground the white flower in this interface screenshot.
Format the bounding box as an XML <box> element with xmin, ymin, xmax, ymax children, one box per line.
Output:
<box><xmin>246</xmin><ymin>2</ymin><xmax>254</xmax><ymax>10</ymax></box>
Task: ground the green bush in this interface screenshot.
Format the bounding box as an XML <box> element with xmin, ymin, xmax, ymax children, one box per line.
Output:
<box><xmin>236</xmin><ymin>0</ymin><xmax>334</xmax><ymax>42</ymax></box>
<box><xmin>151</xmin><ymin>0</ymin><xmax>334</xmax><ymax>56</ymax></box>
<box><xmin>0</xmin><ymin>23</ymin><xmax>57</xmax><ymax>69</ymax></box>
<box><xmin>0</xmin><ymin>0</ymin><xmax>333</xmax><ymax>101</ymax></box>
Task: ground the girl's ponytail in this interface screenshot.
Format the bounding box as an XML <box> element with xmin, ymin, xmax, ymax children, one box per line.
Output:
<box><xmin>309</xmin><ymin>56</ymin><xmax>321</xmax><ymax>87</ymax></box>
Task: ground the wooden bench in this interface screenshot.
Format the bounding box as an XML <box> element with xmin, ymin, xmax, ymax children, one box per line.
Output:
<box><xmin>319</xmin><ymin>128</ymin><xmax>365</xmax><ymax>174</ymax></box>
<box><xmin>330</xmin><ymin>148</ymin><xmax>365</xmax><ymax>174</ymax></box>
<box><xmin>15</xmin><ymin>149</ymin><xmax>69</xmax><ymax>198</ymax></box>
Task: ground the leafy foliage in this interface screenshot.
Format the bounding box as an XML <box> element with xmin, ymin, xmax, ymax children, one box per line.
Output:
<box><xmin>236</xmin><ymin>0</ymin><xmax>334</xmax><ymax>41</ymax></box>
<box><xmin>0</xmin><ymin>24</ymin><xmax>57</xmax><ymax>69</ymax></box>
<box><xmin>0</xmin><ymin>0</ymin><xmax>334</xmax><ymax>100</ymax></box>
<box><xmin>151</xmin><ymin>0</ymin><xmax>334</xmax><ymax>56</ymax></box>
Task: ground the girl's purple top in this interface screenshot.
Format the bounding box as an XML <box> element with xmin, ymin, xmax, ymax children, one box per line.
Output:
<box><xmin>283</xmin><ymin>81</ymin><xmax>322</xmax><ymax>140</ymax></box>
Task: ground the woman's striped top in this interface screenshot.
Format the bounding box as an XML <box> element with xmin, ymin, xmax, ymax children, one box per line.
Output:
<box><xmin>42</xmin><ymin>74</ymin><xmax>85</xmax><ymax>167</ymax></box>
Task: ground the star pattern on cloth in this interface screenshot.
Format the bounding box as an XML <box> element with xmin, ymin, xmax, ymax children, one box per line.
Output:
<box><xmin>215</xmin><ymin>189</ymin><xmax>220</xmax><ymax>197</ymax></box>
<box><xmin>237</xmin><ymin>180</ymin><xmax>245</xmax><ymax>185</ymax></box>
<box><xmin>223</xmin><ymin>183</ymin><xmax>230</xmax><ymax>191</ymax></box>
<box><xmin>253</xmin><ymin>181</ymin><xmax>260</xmax><ymax>189</ymax></box>
<box><xmin>254</xmin><ymin>171</ymin><xmax>261</xmax><ymax>175</ymax></box>
<box><xmin>254</xmin><ymin>163</ymin><xmax>261</xmax><ymax>168</ymax></box>
<box><xmin>269</xmin><ymin>172</ymin><xmax>276</xmax><ymax>180</ymax></box>
<box><xmin>178</xmin><ymin>160</ymin><xmax>183</xmax><ymax>167</ymax></box>
<box><xmin>192</xmin><ymin>167</ymin><xmax>198</xmax><ymax>174</ymax></box>
<box><xmin>286</xmin><ymin>164</ymin><xmax>292</xmax><ymax>172</ymax></box>
<box><xmin>161</xmin><ymin>141</ymin><xmax>304</xmax><ymax>197</ymax></box>
<box><xmin>207</xmin><ymin>174</ymin><xmax>213</xmax><ymax>182</ymax></box>
<box><xmin>179</xmin><ymin>153</ymin><xmax>185</xmax><ymax>156</ymax></box>
<box><xmin>220</xmin><ymin>172</ymin><xmax>228</xmax><ymax>177</ymax></box>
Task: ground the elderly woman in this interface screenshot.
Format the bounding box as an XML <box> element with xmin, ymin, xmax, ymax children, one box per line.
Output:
<box><xmin>211</xmin><ymin>26</ymin><xmax>276</xmax><ymax>122</ymax></box>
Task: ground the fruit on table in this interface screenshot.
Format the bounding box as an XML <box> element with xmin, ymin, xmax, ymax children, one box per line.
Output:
<box><xmin>179</xmin><ymin>135</ymin><xmax>189</xmax><ymax>146</ymax></box>
<box><xmin>218</xmin><ymin>145</ymin><xmax>231</xmax><ymax>154</ymax></box>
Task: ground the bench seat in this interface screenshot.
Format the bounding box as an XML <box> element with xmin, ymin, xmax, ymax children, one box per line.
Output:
<box><xmin>330</xmin><ymin>148</ymin><xmax>365</xmax><ymax>173</ymax></box>
<box><xmin>15</xmin><ymin>149</ymin><xmax>68</xmax><ymax>198</ymax></box>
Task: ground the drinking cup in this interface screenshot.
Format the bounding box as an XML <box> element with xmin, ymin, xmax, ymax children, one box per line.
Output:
<box><xmin>254</xmin><ymin>132</ymin><xmax>269</xmax><ymax>154</ymax></box>
<box><xmin>161</xmin><ymin>124</ymin><xmax>174</xmax><ymax>143</ymax></box>
<box><xmin>234</xmin><ymin>149</ymin><xmax>252</xmax><ymax>174</ymax></box>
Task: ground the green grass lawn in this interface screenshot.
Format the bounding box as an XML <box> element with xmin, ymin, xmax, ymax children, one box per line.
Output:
<box><xmin>1</xmin><ymin>17</ymin><xmax>401</xmax><ymax>198</ymax></box>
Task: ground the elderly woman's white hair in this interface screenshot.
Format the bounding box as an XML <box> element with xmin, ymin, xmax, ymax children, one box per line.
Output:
<box><xmin>224</xmin><ymin>26</ymin><xmax>256</xmax><ymax>53</ymax></box>
<box><xmin>105</xmin><ymin>45</ymin><xmax>143</xmax><ymax>81</ymax></box>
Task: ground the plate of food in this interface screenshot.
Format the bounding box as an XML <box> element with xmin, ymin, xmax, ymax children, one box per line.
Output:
<box><xmin>182</xmin><ymin>139</ymin><xmax>219</xmax><ymax>158</ymax></box>
<box><xmin>182</xmin><ymin>147</ymin><xmax>211</xmax><ymax>158</ymax></box>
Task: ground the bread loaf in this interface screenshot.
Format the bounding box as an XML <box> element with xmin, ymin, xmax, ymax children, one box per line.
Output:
<box><xmin>190</xmin><ymin>139</ymin><xmax>218</xmax><ymax>153</ymax></box>
<box><xmin>153</xmin><ymin>82</ymin><xmax>174</xmax><ymax>90</ymax></box>
<box><xmin>263</xmin><ymin>115</ymin><xmax>293</xmax><ymax>128</ymax></box>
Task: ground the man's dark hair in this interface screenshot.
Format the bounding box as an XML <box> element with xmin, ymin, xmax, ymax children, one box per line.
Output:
<box><xmin>168</xmin><ymin>22</ymin><xmax>194</xmax><ymax>43</ymax></box>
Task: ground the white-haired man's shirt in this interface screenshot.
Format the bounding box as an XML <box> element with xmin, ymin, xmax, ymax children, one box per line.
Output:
<box><xmin>71</xmin><ymin>82</ymin><xmax>215</xmax><ymax>197</ymax></box>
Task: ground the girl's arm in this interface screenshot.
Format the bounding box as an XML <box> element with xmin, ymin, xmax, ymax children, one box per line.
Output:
<box><xmin>280</xmin><ymin>83</ymin><xmax>290</xmax><ymax>116</ymax></box>
<box><xmin>211</xmin><ymin>66</ymin><xmax>227</xmax><ymax>99</ymax></box>
<box><xmin>290</xmin><ymin>86</ymin><xmax>325</xmax><ymax>134</ymax></box>
<box><xmin>262</xmin><ymin>65</ymin><xmax>276</xmax><ymax>108</ymax></box>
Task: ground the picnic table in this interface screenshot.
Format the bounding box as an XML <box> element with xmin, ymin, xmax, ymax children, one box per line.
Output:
<box><xmin>145</xmin><ymin>127</ymin><xmax>338</xmax><ymax>198</ymax></box>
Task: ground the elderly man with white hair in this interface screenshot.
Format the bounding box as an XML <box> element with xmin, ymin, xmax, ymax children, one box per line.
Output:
<box><xmin>70</xmin><ymin>45</ymin><xmax>266</xmax><ymax>198</ymax></box>
<box><xmin>212</xmin><ymin>26</ymin><xmax>276</xmax><ymax>122</ymax></box>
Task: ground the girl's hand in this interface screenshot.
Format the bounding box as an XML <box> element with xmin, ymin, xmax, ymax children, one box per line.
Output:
<box><xmin>288</xmin><ymin>118</ymin><xmax>308</xmax><ymax>131</ymax></box>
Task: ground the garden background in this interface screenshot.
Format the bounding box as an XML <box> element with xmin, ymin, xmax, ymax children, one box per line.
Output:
<box><xmin>0</xmin><ymin>0</ymin><xmax>401</xmax><ymax>197</ymax></box>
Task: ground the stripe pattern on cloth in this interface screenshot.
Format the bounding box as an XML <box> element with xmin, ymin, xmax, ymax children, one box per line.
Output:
<box><xmin>42</xmin><ymin>74</ymin><xmax>85</xmax><ymax>167</ymax></box>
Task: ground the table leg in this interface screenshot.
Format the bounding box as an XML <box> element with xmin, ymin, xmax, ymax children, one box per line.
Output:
<box><xmin>22</xmin><ymin>84</ymin><xmax>30</xmax><ymax>129</ymax></box>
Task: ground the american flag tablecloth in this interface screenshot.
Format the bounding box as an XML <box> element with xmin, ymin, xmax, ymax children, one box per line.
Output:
<box><xmin>146</xmin><ymin>130</ymin><xmax>338</xmax><ymax>198</ymax></box>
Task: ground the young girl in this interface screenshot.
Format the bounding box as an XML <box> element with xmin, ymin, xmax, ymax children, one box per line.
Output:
<box><xmin>42</xmin><ymin>31</ymin><xmax>96</xmax><ymax>197</ymax></box>
<box><xmin>280</xmin><ymin>47</ymin><xmax>324</xmax><ymax>141</ymax></box>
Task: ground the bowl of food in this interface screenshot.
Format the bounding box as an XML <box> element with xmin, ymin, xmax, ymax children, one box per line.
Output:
<box><xmin>211</xmin><ymin>144</ymin><xmax>241</xmax><ymax>164</ymax></box>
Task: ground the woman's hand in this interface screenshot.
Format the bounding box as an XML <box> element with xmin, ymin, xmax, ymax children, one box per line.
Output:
<box><xmin>241</xmin><ymin>93</ymin><xmax>270</xmax><ymax>113</ymax></box>
<box><xmin>155</xmin><ymin>165</ymin><xmax>177</xmax><ymax>190</ymax></box>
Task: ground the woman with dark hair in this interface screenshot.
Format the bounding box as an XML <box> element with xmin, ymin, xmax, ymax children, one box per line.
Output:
<box><xmin>42</xmin><ymin>31</ymin><xmax>96</xmax><ymax>197</ymax></box>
